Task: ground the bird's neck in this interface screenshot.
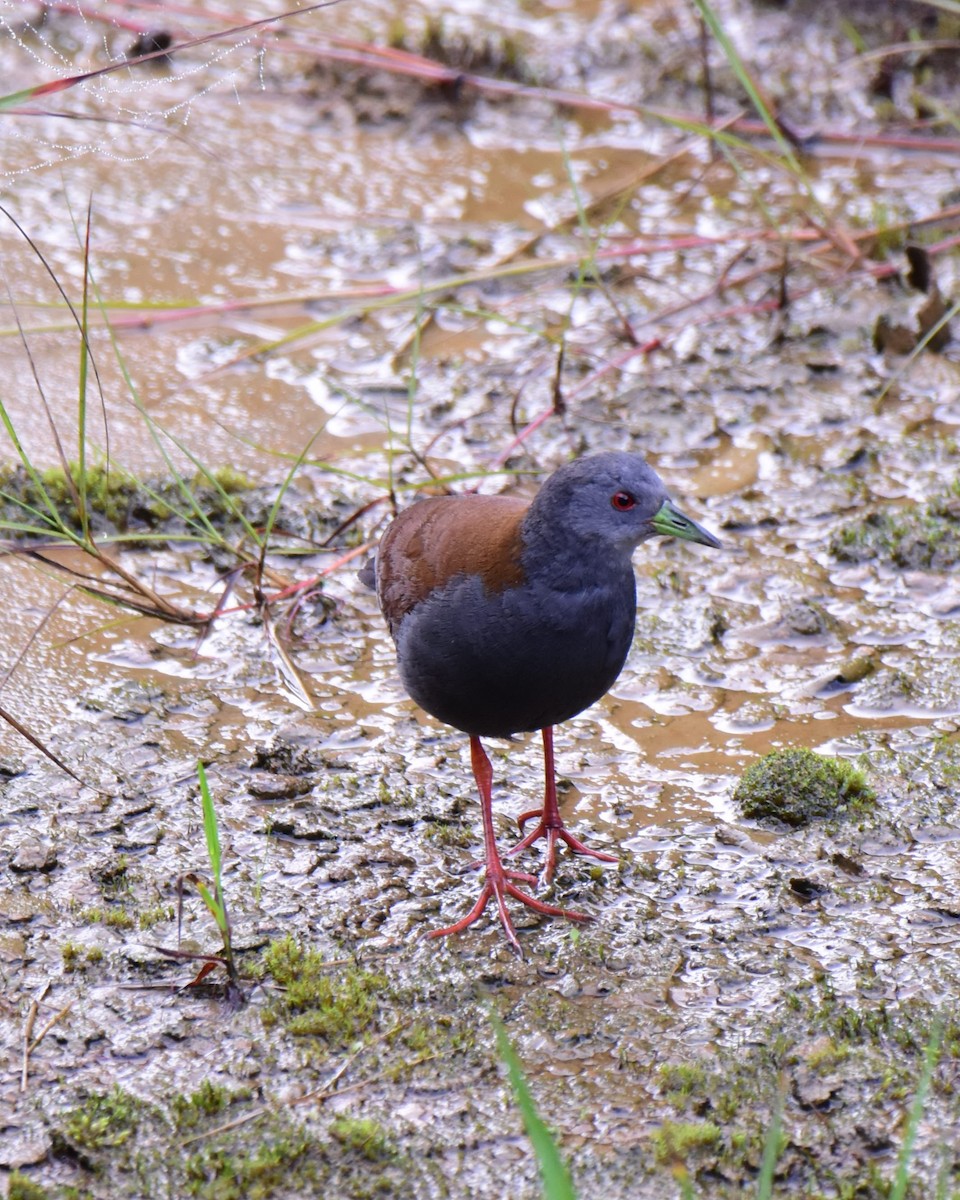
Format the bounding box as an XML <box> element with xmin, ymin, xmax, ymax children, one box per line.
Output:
<box><xmin>519</xmin><ymin>509</ymin><xmax>636</xmax><ymax>593</ymax></box>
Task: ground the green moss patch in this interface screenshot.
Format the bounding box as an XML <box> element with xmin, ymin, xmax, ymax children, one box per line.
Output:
<box><xmin>0</xmin><ymin>462</ymin><xmax>244</xmax><ymax>537</ymax></box>
<box><xmin>329</xmin><ymin>1116</ymin><xmax>396</xmax><ymax>1163</ymax></box>
<box><xmin>8</xmin><ymin>1172</ymin><xmax>49</xmax><ymax>1200</ymax></box>
<box><xmin>261</xmin><ymin>935</ymin><xmax>387</xmax><ymax>1042</ymax></box>
<box><xmin>52</xmin><ymin>1085</ymin><xmax>151</xmax><ymax>1166</ymax></box>
<box><xmin>183</xmin><ymin>1123</ymin><xmax>317</xmax><ymax>1200</ymax></box>
<box><xmin>0</xmin><ymin>462</ymin><xmax>342</xmax><ymax>547</ymax></box>
<box><xmin>658</xmin><ymin>1063</ymin><xmax>710</xmax><ymax>1110</ymax></box>
<box><xmin>171</xmin><ymin>1080</ymin><xmax>251</xmax><ymax>1133</ymax></box>
<box><xmin>830</xmin><ymin>491</ymin><xmax>960</xmax><ymax>569</ymax></box>
<box><xmin>734</xmin><ymin>748</ymin><xmax>876</xmax><ymax>827</ymax></box>
<box><xmin>390</xmin><ymin>16</ymin><xmax>529</xmax><ymax>81</ymax></box>
<box><xmin>653</xmin><ymin>1119</ymin><xmax>722</xmax><ymax>1165</ymax></box>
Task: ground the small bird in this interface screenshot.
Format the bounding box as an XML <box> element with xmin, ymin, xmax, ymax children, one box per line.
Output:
<box><xmin>361</xmin><ymin>452</ymin><xmax>722</xmax><ymax>953</ymax></box>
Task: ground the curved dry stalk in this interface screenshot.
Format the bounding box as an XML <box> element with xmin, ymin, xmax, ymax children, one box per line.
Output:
<box><xmin>0</xmin><ymin>702</ymin><xmax>86</xmax><ymax>785</ymax></box>
<box><xmin>87</xmin><ymin>543</ymin><xmax>202</xmax><ymax>621</ymax></box>
<box><xmin>0</xmin><ymin>584</ymin><xmax>75</xmax><ymax>693</ymax></box>
<box><xmin>0</xmin><ymin>2</ymin><xmax>347</xmax><ymax>111</ymax></box>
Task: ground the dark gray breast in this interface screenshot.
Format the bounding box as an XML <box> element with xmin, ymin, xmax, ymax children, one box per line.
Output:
<box><xmin>393</xmin><ymin>563</ymin><xmax>637</xmax><ymax>737</ymax></box>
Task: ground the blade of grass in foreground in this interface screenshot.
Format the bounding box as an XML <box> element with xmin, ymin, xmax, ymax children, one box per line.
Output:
<box><xmin>490</xmin><ymin>1010</ymin><xmax>577</xmax><ymax>1200</ymax></box>
<box><xmin>193</xmin><ymin>761</ymin><xmax>243</xmax><ymax>1003</ymax></box>
<box><xmin>197</xmin><ymin>761</ymin><xmax>225</xmax><ymax>921</ymax></box>
<box><xmin>691</xmin><ymin>0</ymin><xmax>803</xmax><ymax>176</ymax></box>
<box><xmin>890</xmin><ymin>1016</ymin><xmax>944</xmax><ymax>1200</ymax></box>
<box><xmin>756</xmin><ymin>1086</ymin><xmax>784</xmax><ymax>1199</ymax></box>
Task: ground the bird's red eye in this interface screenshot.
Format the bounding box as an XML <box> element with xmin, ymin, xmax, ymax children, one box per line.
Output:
<box><xmin>611</xmin><ymin>491</ymin><xmax>636</xmax><ymax>511</ymax></box>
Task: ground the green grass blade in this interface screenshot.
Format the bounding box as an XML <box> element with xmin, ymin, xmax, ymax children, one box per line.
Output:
<box><xmin>59</xmin><ymin>207</ymin><xmax>251</xmax><ymax>553</ymax></box>
<box><xmin>490</xmin><ymin>1010</ymin><xmax>577</xmax><ymax>1200</ymax></box>
<box><xmin>0</xmin><ymin>400</ymin><xmax>79</xmax><ymax>540</ymax></box>
<box><xmin>890</xmin><ymin>1017</ymin><xmax>944</xmax><ymax>1200</ymax></box>
<box><xmin>78</xmin><ymin>258</ymin><xmax>244</xmax><ymax>550</ymax></box>
<box><xmin>194</xmin><ymin>763</ymin><xmax>239</xmax><ymax>993</ymax></box>
<box><xmin>0</xmin><ymin>484</ymin><xmax>73</xmax><ymax>536</ymax></box>
<box><xmin>756</xmin><ymin>1087</ymin><xmax>784</xmax><ymax>1199</ymax></box>
<box><xmin>876</xmin><ymin>297</ymin><xmax>960</xmax><ymax>406</ymax></box>
<box><xmin>197</xmin><ymin>761</ymin><xmax>223</xmax><ymax>892</ymax></box>
<box><xmin>257</xmin><ymin>426</ymin><xmax>328</xmax><ymax>554</ymax></box>
<box><xmin>401</xmin><ymin>262</ymin><xmax>431</xmax><ymax>464</ymax></box>
<box><xmin>691</xmin><ymin>0</ymin><xmax>803</xmax><ymax>176</ymax></box>
<box><xmin>195</xmin><ymin>879</ymin><xmax>228</xmax><ymax>936</ymax></box>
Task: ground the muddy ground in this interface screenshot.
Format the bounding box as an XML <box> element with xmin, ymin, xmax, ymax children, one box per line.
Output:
<box><xmin>3</xmin><ymin>1</ymin><xmax>960</xmax><ymax>1197</ymax></box>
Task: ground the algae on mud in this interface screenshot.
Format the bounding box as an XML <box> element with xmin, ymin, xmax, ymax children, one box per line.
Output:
<box><xmin>830</xmin><ymin>486</ymin><xmax>960</xmax><ymax>570</ymax></box>
<box><xmin>734</xmin><ymin>747</ymin><xmax>877</xmax><ymax>828</ymax></box>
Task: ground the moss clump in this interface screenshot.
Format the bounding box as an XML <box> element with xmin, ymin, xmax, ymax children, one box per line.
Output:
<box><xmin>183</xmin><ymin>1124</ymin><xmax>316</xmax><ymax>1200</ymax></box>
<box><xmin>658</xmin><ymin>1063</ymin><xmax>709</xmax><ymax>1109</ymax></box>
<box><xmin>138</xmin><ymin>903</ymin><xmax>175</xmax><ymax>930</ymax></box>
<box><xmin>37</xmin><ymin>463</ymin><xmax>146</xmax><ymax>530</ymax></box>
<box><xmin>78</xmin><ymin>905</ymin><xmax>136</xmax><ymax>930</ymax></box>
<box><xmin>830</xmin><ymin>491</ymin><xmax>960</xmax><ymax>570</ymax></box>
<box><xmin>653</xmin><ymin>1119</ymin><xmax>722</xmax><ymax>1164</ymax></box>
<box><xmin>0</xmin><ymin>462</ymin><xmax>255</xmax><ymax>542</ymax></box>
<box><xmin>261</xmin><ymin>936</ymin><xmax>386</xmax><ymax>1042</ymax></box>
<box><xmin>329</xmin><ymin>1116</ymin><xmax>395</xmax><ymax>1162</ymax></box>
<box><xmin>59</xmin><ymin>1085</ymin><xmax>145</xmax><ymax>1153</ymax></box>
<box><xmin>62</xmin><ymin>941</ymin><xmax>104</xmax><ymax>972</ymax></box>
<box><xmin>423</xmin><ymin>818</ymin><xmax>474</xmax><ymax>849</ymax></box>
<box><xmin>210</xmin><ymin>465</ymin><xmax>254</xmax><ymax>495</ymax></box>
<box><xmin>389</xmin><ymin>16</ymin><xmax>529</xmax><ymax>81</ymax></box>
<box><xmin>9</xmin><ymin>1172</ymin><xmax>49</xmax><ymax>1200</ymax></box>
<box><xmin>171</xmin><ymin>1080</ymin><xmax>251</xmax><ymax>1133</ymax></box>
<box><xmin>734</xmin><ymin>748</ymin><xmax>876</xmax><ymax>827</ymax></box>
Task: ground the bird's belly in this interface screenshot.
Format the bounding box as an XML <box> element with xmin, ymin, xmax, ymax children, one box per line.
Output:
<box><xmin>394</xmin><ymin>577</ymin><xmax>635</xmax><ymax>737</ymax></box>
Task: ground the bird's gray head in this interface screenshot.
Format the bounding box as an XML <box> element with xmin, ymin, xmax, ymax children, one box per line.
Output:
<box><xmin>527</xmin><ymin>451</ymin><xmax>721</xmax><ymax>555</ymax></box>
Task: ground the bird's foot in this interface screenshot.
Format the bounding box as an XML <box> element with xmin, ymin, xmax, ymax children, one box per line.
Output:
<box><xmin>509</xmin><ymin>808</ymin><xmax>618</xmax><ymax>884</ymax></box>
<box><xmin>427</xmin><ymin>864</ymin><xmax>590</xmax><ymax>956</ymax></box>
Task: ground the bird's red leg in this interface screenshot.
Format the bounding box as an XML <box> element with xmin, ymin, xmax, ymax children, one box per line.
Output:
<box><xmin>509</xmin><ymin>726</ymin><xmax>618</xmax><ymax>883</ymax></box>
<box><xmin>428</xmin><ymin>735</ymin><xmax>590</xmax><ymax>954</ymax></box>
